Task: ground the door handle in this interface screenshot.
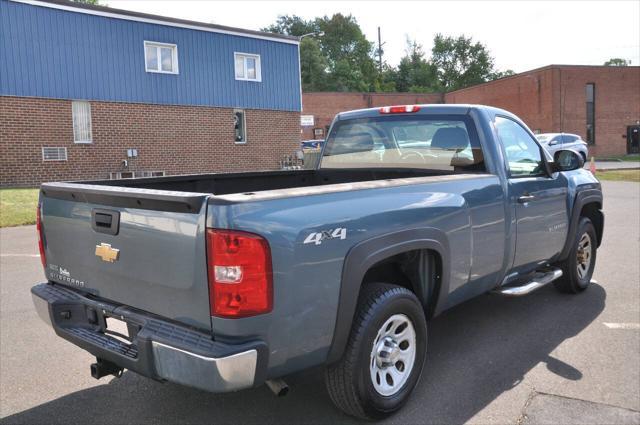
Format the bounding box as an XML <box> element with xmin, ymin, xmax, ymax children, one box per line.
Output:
<box><xmin>91</xmin><ymin>209</ymin><xmax>120</xmax><ymax>235</ymax></box>
<box><xmin>518</xmin><ymin>194</ymin><xmax>536</xmax><ymax>203</ymax></box>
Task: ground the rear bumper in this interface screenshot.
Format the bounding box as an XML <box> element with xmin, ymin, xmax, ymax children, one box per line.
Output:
<box><xmin>31</xmin><ymin>283</ymin><xmax>267</xmax><ymax>393</ymax></box>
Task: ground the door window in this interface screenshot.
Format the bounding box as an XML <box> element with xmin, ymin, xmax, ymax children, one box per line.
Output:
<box><xmin>494</xmin><ymin>116</ymin><xmax>545</xmax><ymax>177</ymax></box>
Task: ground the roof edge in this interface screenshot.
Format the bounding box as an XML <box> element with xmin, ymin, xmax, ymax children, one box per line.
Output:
<box><xmin>9</xmin><ymin>0</ymin><xmax>300</xmax><ymax>45</ymax></box>
<box><xmin>446</xmin><ymin>64</ymin><xmax>640</xmax><ymax>95</ymax></box>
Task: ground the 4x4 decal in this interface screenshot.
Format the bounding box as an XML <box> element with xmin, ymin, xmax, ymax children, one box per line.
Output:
<box><xmin>303</xmin><ymin>228</ymin><xmax>347</xmax><ymax>246</ymax></box>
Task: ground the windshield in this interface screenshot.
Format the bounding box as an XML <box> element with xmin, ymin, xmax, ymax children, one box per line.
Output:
<box><xmin>321</xmin><ymin>114</ymin><xmax>485</xmax><ymax>171</ymax></box>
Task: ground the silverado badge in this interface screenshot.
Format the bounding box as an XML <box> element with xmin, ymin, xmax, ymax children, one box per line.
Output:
<box><xmin>95</xmin><ymin>243</ymin><xmax>120</xmax><ymax>263</ymax></box>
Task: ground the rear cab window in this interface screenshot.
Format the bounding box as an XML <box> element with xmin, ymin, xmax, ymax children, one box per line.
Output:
<box><xmin>321</xmin><ymin>114</ymin><xmax>486</xmax><ymax>173</ymax></box>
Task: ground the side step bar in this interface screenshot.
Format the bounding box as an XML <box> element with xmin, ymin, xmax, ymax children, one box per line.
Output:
<box><xmin>494</xmin><ymin>268</ymin><xmax>563</xmax><ymax>297</ymax></box>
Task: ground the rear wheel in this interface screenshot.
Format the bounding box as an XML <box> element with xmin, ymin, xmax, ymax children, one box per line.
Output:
<box><xmin>325</xmin><ymin>283</ymin><xmax>427</xmax><ymax>420</ymax></box>
<box><xmin>554</xmin><ymin>217</ymin><xmax>597</xmax><ymax>293</ymax></box>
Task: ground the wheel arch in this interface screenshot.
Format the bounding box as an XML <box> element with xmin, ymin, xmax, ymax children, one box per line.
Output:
<box><xmin>559</xmin><ymin>187</ymin><xmax>603</xmax><ymax>261</ymax></box>
<box><xmin>326</xmin><ymin>228</ymin><xmax>450</xmax><ymax>364</ymax></box>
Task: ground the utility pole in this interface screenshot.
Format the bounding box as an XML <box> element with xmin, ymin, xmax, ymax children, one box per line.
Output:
<box><xmin>376</xmin><ymin>26</ymin><xmax>385</xmax><ymax>74</ymax></box>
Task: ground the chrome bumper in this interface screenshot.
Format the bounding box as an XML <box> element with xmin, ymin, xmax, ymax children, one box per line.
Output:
<box><xmin>151</xmin><ymin>341</ymin><xmax>257</xmax><ymax>392</ymax></box>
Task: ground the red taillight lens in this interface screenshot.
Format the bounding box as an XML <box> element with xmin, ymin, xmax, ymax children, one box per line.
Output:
<box><xmin>36</xmin><ymin>204</ymin><xmax>46</xmax><ymax>269</ymax></box>
<box><xmin>206</xmin><ymin>229</ymin><xmax>273</xmax><ymax>318</ymax></box>
<box><xmin>379</xmin><ymin>105</ymin><xmax>421</xmax><ymax>114</ymax></box>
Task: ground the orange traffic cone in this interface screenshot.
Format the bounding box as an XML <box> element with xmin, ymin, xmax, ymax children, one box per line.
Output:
<box><xmin>589</xmin><ymin>157</ymin><xmax>596</xmax><ymax>175</ymax></box>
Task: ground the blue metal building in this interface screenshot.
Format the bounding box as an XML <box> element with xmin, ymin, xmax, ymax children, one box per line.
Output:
<box><xmin>0</xmin><ymin>0</ymin><xmax>302</xmax><ymax>111</ymax></box>
<box><xmin>0</xmin><ymin>0</ymin><xmax>303</xmax><ymax>186</ymax></box>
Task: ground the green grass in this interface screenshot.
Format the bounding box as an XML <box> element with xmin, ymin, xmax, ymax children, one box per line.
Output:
<box><xmin>597</xmin><ymin>154</ymin><xmax>640</xmax><ymax>162</ymax></box>
<box><xmin>0</xmin><ymin>188</ymin><xmax>39</xmax><ymax>227</ymax></box>
<box><xmin>596</xmin><ymin>169</ymin><xmax>640</xmax><ymax>182</ymax></box>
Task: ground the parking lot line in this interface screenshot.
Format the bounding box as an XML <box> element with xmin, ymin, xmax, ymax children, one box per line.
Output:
<box><xmin>603</xmin><ymin>322</ymin><xmax>640</xmax><ymax>330</ymax></box>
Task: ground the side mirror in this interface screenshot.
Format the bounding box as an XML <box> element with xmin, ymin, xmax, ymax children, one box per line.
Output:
<box><xmin>551</xmin><ymin>150</ymin><xmax>584</xmax><ymax>172</ymax></box>
<box><xmin>548</xmin><ymin>140</ymin><xmax>559</xmax><ymax>146</ymax></box>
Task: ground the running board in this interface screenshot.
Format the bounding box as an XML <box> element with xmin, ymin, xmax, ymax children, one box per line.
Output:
<box><xmin>494</xmin><ymin>268</ymin><xmax>563</xmax><ymax>297</ymax></box>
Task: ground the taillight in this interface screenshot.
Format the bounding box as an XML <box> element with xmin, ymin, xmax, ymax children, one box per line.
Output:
<box><xmin>379</xmin><ymin>105</ymin><xmax>421</xmax><ymax>114</ymax></box>
<box><xmin>36</xmin><ymin>204</ymin><xmax>46</xmax><ymax>269</ymax></box>
<box><xmin>206</xmin><ymin>229</ymin><xmax>273</xmax><ymax>318</ymax></box>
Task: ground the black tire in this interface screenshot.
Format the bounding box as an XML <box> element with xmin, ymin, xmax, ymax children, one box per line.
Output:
<box><xmin>580</xmin><ymin>152</ymin><xmax>587</xmax><ymax>163</ymax></box>
<box><xmin>325</xmin><ymin>283</ymin><xmax>427</xmax><ymax>420</ymax></box>
<box><xmin>554</xmin><ymin>217</ymin><xmax>597</xmax><ymax>293</ymax></box>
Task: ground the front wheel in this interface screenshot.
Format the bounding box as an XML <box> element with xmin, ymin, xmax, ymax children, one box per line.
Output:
<box><xmin>325</xmin><ymin>283</ymin><xmax>427</xmax><ymax>420</ymax></box>
<box><xmin>554</xmin><ymin>217</ymin><xmax>597</xmax><ymax>293</ymax></box>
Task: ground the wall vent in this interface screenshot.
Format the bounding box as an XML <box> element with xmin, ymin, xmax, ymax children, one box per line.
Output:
<box><xmin>42</xmin><ymin>147</ymin><xmax>68</xmax><ymax>161</ymax></box>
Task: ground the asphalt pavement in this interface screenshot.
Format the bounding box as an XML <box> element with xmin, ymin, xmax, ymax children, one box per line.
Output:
<box><xmin>1</xmin><ymin>181</ymin><xmax>639</xmax><ymax>424</ymax></box>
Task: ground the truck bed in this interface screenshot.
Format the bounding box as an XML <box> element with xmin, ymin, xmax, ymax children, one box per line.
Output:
<box><xmin>77</xmin><ymin>168</ymin><xmax>459</xmax><ymax>195</ymax></box>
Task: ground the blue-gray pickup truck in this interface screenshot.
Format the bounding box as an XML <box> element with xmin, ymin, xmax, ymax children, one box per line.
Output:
<box><xmin>32</xmin><ymin>104</ymin><xmax>603</xmax><ymax>419</ymax></box>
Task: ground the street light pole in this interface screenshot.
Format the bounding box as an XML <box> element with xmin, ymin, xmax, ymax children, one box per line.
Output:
<box><xmin>299</xmin><ymin>31</ymin><xmax>325</xmax><ymax>41</ymax></box>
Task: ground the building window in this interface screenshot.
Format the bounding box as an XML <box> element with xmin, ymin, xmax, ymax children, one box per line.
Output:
<box><xmin>234</xmin><ymin>52</ymin><xmax>261</xmax><ymax>82</ymax></box>
<box><xmin>72</xmin><ymin>101</ymin><xmax>92</xmax><ymax>143</ymax></box>
<box><xmin>234</xmin><ymin>110</ymin><xmax>246</xmax><ymax>144</ymax></box>
<box><xmin>42</xmin><ymin>147</ymin><xmax>68</xmax><ymax>161</ymax></box>
<box><xmin>144</xmin><ymin>41</ymin><xmax>178</xmax><ymax>74</ymax></box>
<box><xmin>586</xmin><ymin>83</ymin><xmax>595</xmax><ymax>145</ymax></box>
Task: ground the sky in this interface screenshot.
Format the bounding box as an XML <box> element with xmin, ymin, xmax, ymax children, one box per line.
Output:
<box><xmin>106</xmin><ymin>0</ymin><xmax>640</xmax><ymax>73</ymax></box>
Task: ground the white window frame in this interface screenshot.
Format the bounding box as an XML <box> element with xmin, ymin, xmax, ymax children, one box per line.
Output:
<box><xmin>234</xmin><ymin>52</ymin><xmax>262</xmax><ymax>82</ymax></box>
<box><xmin>144</xmin><ymin>41</ymin><xmax>179</xmax><ymax>74</ymax></box>
<box><xmin>72</xmin><ymin>100</ymin><xmax>92</xmax><ymax>144</ymax></box>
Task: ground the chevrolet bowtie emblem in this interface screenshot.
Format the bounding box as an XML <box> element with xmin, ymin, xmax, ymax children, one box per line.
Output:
<box><xmin>95</xmin><ymin>243</ymin><xmax>120</xmax><ymax>263</ymax></box>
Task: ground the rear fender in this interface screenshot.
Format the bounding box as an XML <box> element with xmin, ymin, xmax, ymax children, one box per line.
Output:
<box><xmin>326</xmin><ymin>228</ymin><xmax>450</xmax><ymax>364</ymax></box>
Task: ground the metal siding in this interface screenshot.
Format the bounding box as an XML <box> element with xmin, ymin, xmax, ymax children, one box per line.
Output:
<box><xmin>0</xmin><ymin>0</ymin><xmax>301</xmax><ymax>111</ymax></box>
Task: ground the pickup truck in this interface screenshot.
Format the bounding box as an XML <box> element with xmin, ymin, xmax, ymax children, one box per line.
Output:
<box><xmin>32</xmin><ymin>104</ymin><xmax>603</xmax><ymax>420</ymax></box>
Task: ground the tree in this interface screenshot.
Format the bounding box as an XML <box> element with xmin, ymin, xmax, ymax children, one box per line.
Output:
<box><xmin>604</xmin><ymin>58</ymin><xmax>630</xmax><ymax>66</ymax></box>
<box><xmin>263</xmin><ymin>14</ymin><xmax>378</xmax><ymax>92</ymax></box>
<box><xmin>431</xmin><ymin>34</ymin><xmax>497</xmax><ymax>91</ymax></box>
<box><xmin>395</xmin><ymin>38</ymin><xmax>440</xmax><ymax>92</ymax></box>
<box><xmin>314</xmin><ymin>14</ymin><xmax>378</xmax><ymax>91</ymax></box>
<box><xmin>261</xmin><ymin>15</ymin><xmax>316</xmax><ymax>37</ymax></box>
<box><xmin>490</xmin><ymin>69</ymin><xmax>516</xmax><ymax>80</ymax></box>
<box><xmin>299</xmin><ymin>37</ymin><xmax>329</xmax><ymax>91</ymax></box>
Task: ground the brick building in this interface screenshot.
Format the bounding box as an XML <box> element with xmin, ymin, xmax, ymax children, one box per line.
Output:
<box><xmin>445</xmin><ymin>65</ymin><xmax>640</xmax><ymax>157</ymax></box>
<box><xmin>302</xmin><ymin>65</ymin><xmax>640</xmax><ymax>157</ymax></box>
<box><xmin>1</xmin><ymin>0</ymin><xmax>301</xmax><ymax>187</ymax></box>
<box><xmin>300</xmin><ymin>92</ymin><xmax>443</xmax><ymax>140</ymax></box>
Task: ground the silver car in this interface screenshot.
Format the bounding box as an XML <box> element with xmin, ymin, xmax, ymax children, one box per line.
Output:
<box><xmin>537</xmin><ymin>133</ymin><xmax>589</xmax><ymax>161</ymax></box>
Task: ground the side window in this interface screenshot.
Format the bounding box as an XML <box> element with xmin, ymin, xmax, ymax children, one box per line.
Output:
<box><xmin>494</xmin><ymin>116</ymin><xmax>545</xmax><ymax>177</ymax></box>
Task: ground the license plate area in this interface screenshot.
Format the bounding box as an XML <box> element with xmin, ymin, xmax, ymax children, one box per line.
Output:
<box><xmin>105</xmin><ymin>316</ymin><xmax>133</xmax><ymax>345</ymax></box>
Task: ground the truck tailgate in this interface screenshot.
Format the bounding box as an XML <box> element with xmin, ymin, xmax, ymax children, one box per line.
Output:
<box><xmin>39</xmin><ymin>183</ymin><xmax>212</xmax><ymax>330</ymax></box>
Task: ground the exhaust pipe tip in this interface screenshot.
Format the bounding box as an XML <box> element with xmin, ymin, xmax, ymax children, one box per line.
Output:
<box><xmin>265</xmin><ymin>379</ymin><xmax>289</xmax><ymax>397</ymax></box>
